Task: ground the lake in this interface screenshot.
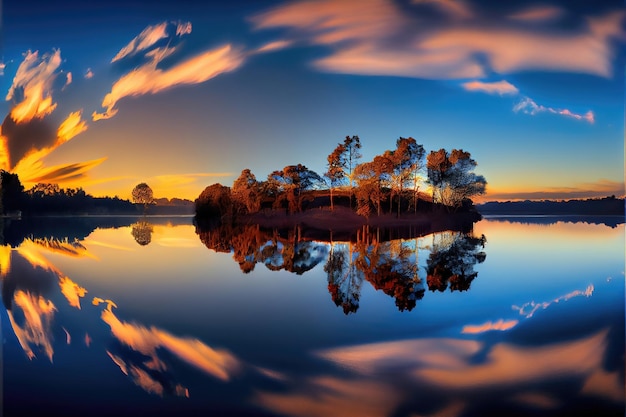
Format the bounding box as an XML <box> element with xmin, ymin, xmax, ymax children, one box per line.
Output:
<box><xmin>1</xmin><ymin>215</ymin><xmax>624</xmax><ymax>417</ymax></box>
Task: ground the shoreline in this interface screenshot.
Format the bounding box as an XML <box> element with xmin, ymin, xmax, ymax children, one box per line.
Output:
<box><xmin>233</xmin><ymin>206</ymin><xmax>482</xmax><ymax>241</ymax></box>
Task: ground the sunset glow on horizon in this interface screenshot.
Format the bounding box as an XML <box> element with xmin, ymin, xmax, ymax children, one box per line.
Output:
<box><xmin>1</xmin><ymin>0</ymin><xmax>623</xmax><ymax>202</ymax></box>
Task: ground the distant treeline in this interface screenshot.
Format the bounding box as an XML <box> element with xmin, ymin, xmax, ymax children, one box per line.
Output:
<box><xmin>0</xmin><ymin>171</ymin><xmax>194</xmax><ymax>216</ymax></box>
<box><xmin>476</xmin><ymin>196</ymin><xmax>625</xmax><ymax>216</ymax></box>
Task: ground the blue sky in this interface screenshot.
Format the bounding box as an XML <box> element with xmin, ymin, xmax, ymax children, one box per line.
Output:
<box><xmin>0</xmin><ymin>0</ymin><xmax>624</xmax><ymax>201</ymax></box>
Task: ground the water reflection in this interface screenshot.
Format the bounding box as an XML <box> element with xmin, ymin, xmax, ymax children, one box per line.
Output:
<box><xmin>2</xmin><ymin>217</ymin><xmax>623</xmax><ymax>417</ymax></box>
<box><xmin>131</xmin><ymin>220</ymin><xmax>154</xmax><ymax>246</ymax></box>
<box><xmin>196</xmin><ymin>222</ymin><xmax>486</xmax><ymax>314</ymax></box>
<box><xmin>0</xmin><ymin>232</ymin><xmax>241</xmax><ymax>399</ymax></box>
<box><xmin>426</xmin><ymin>232</ymin><xmax>486</xmax><ymax>292</ymax></box>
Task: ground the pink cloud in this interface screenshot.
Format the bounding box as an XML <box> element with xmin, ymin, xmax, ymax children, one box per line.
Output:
<box><xmin>462</xmin><ymin>80</ymin><xmax>519</xmax><ymax>95</ymax></box>
<box><xmin>411</xmin><ymin>0</ymin><xmax>473</xmax><ymax>20</ymax></box>
<box><xmin>462</xmin><ymin>319</ymin><xmax>519</xmax><ymax>334</ymax></box>
<box><xmin>252</xmin><ymin>1</ymin><xmax>625</xmax><ymax>80</ymax></box>
<box><xmin>508</xmin><ymin>6</ymin><xmax>564</xmax><ymax>22</ymax></box>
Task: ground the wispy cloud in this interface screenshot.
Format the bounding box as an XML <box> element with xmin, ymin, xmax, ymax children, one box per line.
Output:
<box><xmin>509</xmin><ymin>6</ymin><xmax>565</xmax><ymax>22</ymax></box>
<box><xmin>461</xmin><ymin>80</ymin><xmax>519</xmax><ymax>95</ymax></box>
<box><xmin>98</xmin><ymin>301</ymin><xmax>241</xmax><ymax>381</ymax></box>
<box><xmin>253</xmin><ymin>40</ymin><xmax>294</xmax><ymax>55</ymax></box>
<box><xmin>63</xmin><ymin>72</ymin><xmax>72</xmax><ymax>90</ymax></box>
<box><xmin>18</xmin><ymin>158</ymin><xmax>107</xmax><ymax>185</ymax></box>
<box><xmin>411</xmin><ymin>0</ymin><xmax>473</xmax><ymax>20</ymax></box>
<box><xmin>513</xmin><ymin>285</ymin><xmax>594</xmax><ymax>319</ymax></box>
<box><xmin>514</xmin><ymin>97</ymin><xmax>595</xmax><ymax>123</ymax></box>
<box><xmin>93</xmin><ymin>22</ymin><xmax>245</xmax><ymax>121</ymax></box>
<box><xmin>84</xmin><ymin>68</ymin><xmax>94</xmax><ymax>79</ymax></box>
<box><xmin>112</xmin><ymin>21</ymin><xmax>173</xmax><ymax>63</ymax></box>
<box><xmin>462</xmin><ymin>319</ymin><xmax>519</xmax><ymax>334</ymax></box>
<box><xmin>252</xmin><ymin>1</ymin><xmax>625</xmax><ymax>79</ymax></box>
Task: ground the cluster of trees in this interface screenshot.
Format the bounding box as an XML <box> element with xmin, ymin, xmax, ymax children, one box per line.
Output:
<box><xmin>196</xmin><ymin>135</ymin><xmax>487</xmax><ymax>220</ymax></box>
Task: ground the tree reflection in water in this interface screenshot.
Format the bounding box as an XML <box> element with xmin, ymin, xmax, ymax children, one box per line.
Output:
<box><xmin>196</xmin><ymin>222</ymin><xmax>486</xmax><ymax>315</ymax></box>
<box><xmin>426</xmin><ymin>232</ymin><xmax>486</xmax><ymax>292</ymax></box>
<box><xmin>131</xmin><ymin>220</ymin><xmax>154</xmax><ymax>246</ymax></box>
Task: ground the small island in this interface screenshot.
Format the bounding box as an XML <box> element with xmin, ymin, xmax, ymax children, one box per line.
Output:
<box><xmin>194</xmin><ymin>135</ymin><xmax>487</xmax><ymax>240</ymax></box>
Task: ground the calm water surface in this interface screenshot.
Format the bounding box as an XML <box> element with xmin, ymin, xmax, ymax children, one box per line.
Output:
<box><xmin>1</xmin><ymin>215</ymin><xmax>624</xmax><ymax>417</ymax></box>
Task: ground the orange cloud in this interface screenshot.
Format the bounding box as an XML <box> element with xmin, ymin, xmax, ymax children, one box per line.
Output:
<box><xmin>17</xmin><ymin>157</ymin><xmax>107</xmax><ymax>188</ymax></box>
<box><xmin>112</xmin><ymin>21</ymin><xmax>172</xmax><ymax>63</ymax></box>
<box><xmin>509</xmin><ymin>6</ymin><xmax>564</xmax><ymax>22</ymax></box>
<box><xmin>316</xmin><ymin>338</ymin><xmax>481</xmax><ymax>375</ymax></box>
<box><xmin>59</xmin><ymin>276</ymin><xmax>88</xmax><ymax>309</ymax></box>
<box><xmin>57</xmin><ymin>110</ymin><xmax>88</xmax><ymax>143</ymax></box>
<box><xmin>462</xmin><ymin>80</ymin><xmax>519</xmax><ymax>95</ymax></box>
<box><xmin>0</xmin><ymin>245</ymin><xmax>11</xmax><ymax>277</ymax></box>
<box><xmin>106</xmin><ymin>351</ymin><xmax>189</xmax><ymax>397</ymax></box>
<box><xmin>256</xmin><ymin>376</ymin><xmax>399</xmax><ymax>417</ymax></box>
<box><xmin>414</xmin><ymin>330</ymin><xmax>608</xmax><ymax>389</ymax></box>
<box><xmin>7</xmin><ymin>291</ymin><xmax>57</xmax><ymax>361</ymax></box>
<box><xmin>1</xmin><ymin>47</ymin><xmax>101</xmax><ymax>182</ymax></box>
<box><xmin>99</xmin><ymin>303</ymin><xmax>240</xmax><ymax>381</ymax></box>
<box><xmin>253</xmin><ymin>40</ymin><xmax>294</xmax><ymax>54</ymax></box>
<box><xmin>95</xmin><ymin>21</ymin><xmax>246</xmax><ymax>121</ymax></box>
<box><xmin>6</xmin><ymin>50</ymin><xmax>61</xmax><ymax>123</ymax></box>
<box><xmin>461</xmin><ymin>319</ymin><xmax>519</xmax><ymax>334</ymax></box>
<box><xmin>93</xmin><ymin>44</ymin><xmax>244</xmax><ymax>121</ymax></box>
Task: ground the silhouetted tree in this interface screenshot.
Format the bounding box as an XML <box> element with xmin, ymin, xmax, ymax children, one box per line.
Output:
<box><xmin>0</xmin><ymin>170</ymin><xmax>25</xmax><ymax>214</ymax></box>
<box><xmin>269</xmin><ymin>165</ymin><xmax>324</xmax><ymax>213</ymax></box>
<box><xmin>325</xmin><ymin>142</ymin><xmax>347</xmax><ymax>211</ymax></box>
<box><xmin>353</xmin><ymin>155</ymin><xmax>393</xmax><ymax>217</ymax></box>
<box><xmin>232</xmin><ymin>169</ymin><xmax>261</xmax><ymax>214</ymax></box>
<box><xmin>195</xmin><ymin>183</ymin><xmax>233</xmax><ymax>221</ymax></box>
<box><xmin>389</xmin><ymin>137</ymin><xmax>425</xmax><ymax>215</ymax></box>
<box><xmin>132</xmin><ymin>183</ymin><xmax>154</xmax><ymax>212</ymax></box>
<box><xmin>427</xmin><ymin>149</ymin><xmax>486</xmax><ymax>210</ymax></box>
<box><xmin>343</xmin><ymin>135</ymin><xmax>362</xmax><ymax>207</ymax></box>
<box><xmin>28</xmin><ymin>183</ymin><xmax>61</xmax><ymax>196</ymax></box>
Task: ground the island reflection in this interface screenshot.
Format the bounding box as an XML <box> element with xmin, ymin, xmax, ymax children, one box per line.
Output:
<box><xmin>195</xmin><ymin>222</ymin><xmax>486</xmax><ymax>314</ymax></box>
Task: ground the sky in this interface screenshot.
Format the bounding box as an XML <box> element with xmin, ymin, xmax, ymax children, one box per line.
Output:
<box><xmin>0</xmin><ymin>0</ymin><xmax>624</xmax><ymax>202</ymax></box>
